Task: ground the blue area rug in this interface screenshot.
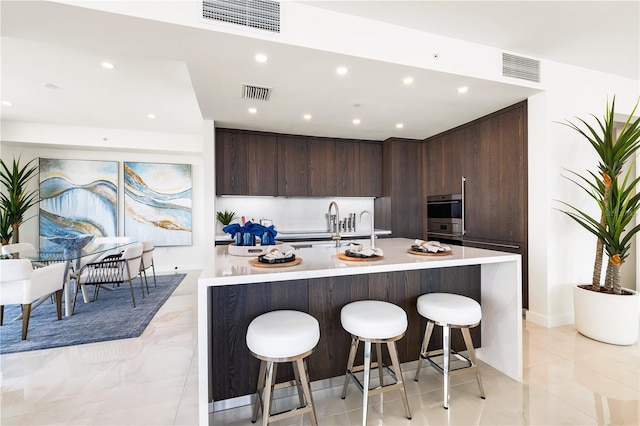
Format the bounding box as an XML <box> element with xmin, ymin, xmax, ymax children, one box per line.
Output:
<box><xmin>0</xmin><ymin>273</ymin><xmax>185</xmax><ymax>354</ymax></box>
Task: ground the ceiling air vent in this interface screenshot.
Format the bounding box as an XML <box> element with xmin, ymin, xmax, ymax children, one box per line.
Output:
<box><xmin>202</xmin><ymin>0</ymin><xmax>280</xmax><ymax>33</ymax></box>
<box><xmin>502</xmin><ymin>53</ymin><xmax>540</xmax><ymax>83</ymax></box>
<box><xmin>241</xmin><ymin>84</ymin><xmax>272</xmax><ymax>101</ymax></box>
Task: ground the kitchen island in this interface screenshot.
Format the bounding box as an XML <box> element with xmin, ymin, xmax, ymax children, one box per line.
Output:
<box><xmin>197</xmin><ymin>237</ymin><xmax>522</xmax><ymax>425</ymax></box>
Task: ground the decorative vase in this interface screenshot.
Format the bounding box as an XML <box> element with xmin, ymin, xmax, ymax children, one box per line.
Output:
<box><xmin>573</xmin><ymin>285</ymin><xmax>640</xmax><ymax>345</ymax></box>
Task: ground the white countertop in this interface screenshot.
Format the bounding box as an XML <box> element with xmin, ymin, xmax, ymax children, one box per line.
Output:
<box><xmin>200</xmin><ymin>237</ymin><xmax>520</xmax><ymax>286</ymax></box>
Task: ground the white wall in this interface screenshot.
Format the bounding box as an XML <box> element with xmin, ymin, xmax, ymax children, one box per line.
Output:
<box><xmin>526</xmin><ymin>61</ymin><xmax>640</xmax><ymax>327</ymax></box>
<box><xmin>0</xmin><ymin>121</ymin><xmax>215</xmax><ymax>272</ymax></box>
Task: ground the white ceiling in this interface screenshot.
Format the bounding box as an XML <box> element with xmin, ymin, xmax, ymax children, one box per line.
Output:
<box><xmin>1</xmin><ymin>1</ymin><xmax>638</xmax><ymax>142</ymax></box>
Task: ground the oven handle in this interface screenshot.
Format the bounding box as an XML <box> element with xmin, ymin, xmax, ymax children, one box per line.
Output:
<box><xmin>461</xmin><ymin>176</ymin><xmax>466</xmax><ymax>236</ymax></box>
<box><xmin>427</xmin><ymin>200</ymin><xmax>459</xmax><ymax>205</ymax></box>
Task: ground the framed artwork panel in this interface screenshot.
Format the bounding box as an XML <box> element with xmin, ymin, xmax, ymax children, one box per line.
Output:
<box><xmin>124</xmin><ymin>162</ymin><xmax>192</xmax><ymax>246</ymax></box>
<box><xmin>39</xmin><ymin>158</ymin><xmax>118</xmax><ymax>250</ymax></box>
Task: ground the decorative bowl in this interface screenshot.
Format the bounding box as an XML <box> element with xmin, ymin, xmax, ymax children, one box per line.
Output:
<box><xmin>46</xmin><ymin>233</ymin><xmax>95</xmax><ymax>250</ymax></box>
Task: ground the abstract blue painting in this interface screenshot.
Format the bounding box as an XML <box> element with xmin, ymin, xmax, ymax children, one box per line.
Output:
<box><xmin>124</xmin><ymin>162</ymin><xmax>192</xmax><ymax>246</ymax></box>
<box><xmin>39</xmin><ymin>158</ymin><xmax>118</xmax><ymax>250</ymax></box>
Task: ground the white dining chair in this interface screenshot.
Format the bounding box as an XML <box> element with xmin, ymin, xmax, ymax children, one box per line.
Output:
<box><xmin>1</xmin><ymin>242</ymin><xmax>38</xmax><ymax>258</ymax></box>
<box><xmin>74</xmin><ymin>243</ymin><xmax>144</xmax><ymax>310</ymax></box>
<box><xmin>140</xmin><ymin>240</ymin><xmax>156</xmax><ymax>291</ymax></box>
<box><xmin>0</xmin><ymin>259</ymin><xmax>67</xmax><ymax>340</ymax></box>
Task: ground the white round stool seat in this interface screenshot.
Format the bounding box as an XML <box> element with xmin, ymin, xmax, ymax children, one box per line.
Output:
<box><xmin>341</xmin><ymin>300</ymin><xmax>407</xmax><ymax>339</ymax></box>
<box><xmin>417</xmin><ymin>293</ymin><xmax>481</xmax><ymax>326</ymax></box>
<box><xmin>246</xmin><ymin>310</ymin><xmax>320</xmax><ymax>359</ymax></box>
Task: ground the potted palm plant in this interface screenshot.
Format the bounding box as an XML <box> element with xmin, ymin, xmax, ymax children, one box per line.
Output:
<box><xmin>558</xmin><ymin>98</ymin><xmax>640</xmax><ymax>345</ymax></box>
<box><xmin>0</xmin><ymin>156</ymin><xmax>39</xmax><ymax>245</ymax></box>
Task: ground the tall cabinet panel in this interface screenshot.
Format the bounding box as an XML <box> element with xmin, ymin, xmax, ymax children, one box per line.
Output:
<box><xmin>424</xmin><ymin>101</ymin><xmax>528</xmax><ymax>307</ymax></box>
<box><xmin>375</xmin><ymin>138</ymin><xmax>424</xmax><ymax>238</ymax></box>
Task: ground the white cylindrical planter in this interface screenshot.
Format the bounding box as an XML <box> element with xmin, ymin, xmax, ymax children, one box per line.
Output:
<box><xmin>573</xmin><ymin>285</ymin><xmax>640</xmax><ymax>345</ymax></box>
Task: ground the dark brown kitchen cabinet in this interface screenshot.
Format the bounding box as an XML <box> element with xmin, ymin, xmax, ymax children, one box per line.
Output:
<box><xmin>358</xmin><ymin>141</ymin><xmax>383</xmax><ymax>196</ymax></box>
<box><xmin>308</xmin><ymin>137</ymin><xmax>336</xmax><ymax>196</ymax></box>
<box><xmin>335</xmin><ymin>140</ymin><xmax>383</xmax><ymax>197</ymax></box>
<box><xmin>462</xmin><ymin>105</ymin><xmax>526</xmax><ymax>244</ymax></box>
<box><xmin>375</xmin><ymin>138</ymin><xmax>424</xmax><ymax>238</ymax></box>
<box><xmin>424</xmin><ymin>129</ymin><xmax>467</xmax><ymax>197</ymax></box>
<box><xmin>277</xmin><ymin>135</ymin><xmax>308</xmax><ymax>196</ymax></box>
<box><xmin>215</xmin><ymin>129</ymin><xmax>277</xmax><ymax>196</ymax></box>
<box><xmin>216</xmin><ymin>129</ymin><xmax>382</xmax><ymax>197</ymax></box>
<box><xmin>423</xmin><ymin>100</ymin><xmax>528</xmax><ymax>307</ymax></box>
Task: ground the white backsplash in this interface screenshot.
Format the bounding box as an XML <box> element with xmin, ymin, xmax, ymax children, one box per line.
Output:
<box><xmin>215</xmin><ymin>197</ymin><xmax>375</xmax><ymax>233</ymax></box>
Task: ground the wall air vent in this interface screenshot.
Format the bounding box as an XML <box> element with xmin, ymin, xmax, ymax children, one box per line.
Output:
<box><xmin>241</xmin><ymin>84</ymin><xmax>272</xmax><ymax>101</ymax></box>
<box><xmin>203</xmin><ymin>0</ymin><xmax>280</xmax><ymax>33</ymax></box>
<box><xmin>502</xmin><ymin>53</ymin><xmax>540</xmax><ymax>83</ymax></box>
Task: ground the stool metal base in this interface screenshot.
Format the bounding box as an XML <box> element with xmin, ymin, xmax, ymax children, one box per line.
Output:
<box><xmin>341</xmin><ymin>334</ymin><xmax>411</xmax><ymax>426</ymax></box>
<box><xmin>415</xmin><ymin>321</ymin><xmax>485</xmax><ymax>409</ymax></box>
<box><xmin>251</xmin><ymin>349</ymin><xmax>317</xmax><ymax>426</ymax></box>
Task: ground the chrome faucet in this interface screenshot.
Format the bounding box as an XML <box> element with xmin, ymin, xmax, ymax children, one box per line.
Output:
<box><xmin>328</xmin><ymin>201</ymin><xmax>341</xmax><ymax>246</ymax></box>
<box><xmin>359</xmin><ymin>210</ymin><xmax>375</xmax><ymax>248</ymax></box>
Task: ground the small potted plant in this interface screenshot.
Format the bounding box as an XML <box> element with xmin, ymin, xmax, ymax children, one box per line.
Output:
<box><xmin>0</xmin><ymin>156</ymin><xmax>39</xmax><ymax>244</ymax></box>
<box><xmin>216</xmin><ymin>210</ymin><xmax>236</xmax><ymax>227</ymax></box>
<box><xmin>558</xmin><ymin>97</ymin><xmax>640</xmax><ymax>345</ymax></box>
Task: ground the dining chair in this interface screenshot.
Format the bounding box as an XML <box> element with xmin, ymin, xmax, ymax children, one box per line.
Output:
<box><xmin>1</xmin><ymin>242</ymin><xmax>38</xmax><ymax>259</ymax></box>
<box><xmin>140</xmin><ymin>240</ymin><xmax>156</xmax><ymax>291</ymax></box>
<box><xmin>73</xmin><ymin>243</ymin><xmax>144</xmax><ymax>310</ymax></box>
<box><xmin>0</xmin><ymin>259</ymin><xmax>67</xmax><ymax>340</ymax></box>
<box><xmin>83</xmin><ymin>236</ymin><xmax>134</xmax><ymax>265</ymax></box>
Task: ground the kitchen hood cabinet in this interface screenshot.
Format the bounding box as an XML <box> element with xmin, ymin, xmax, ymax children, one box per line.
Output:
<box><xmin>215</xmin><ymin>128</ymin><xmax>278</xmax><ymax>196</ymax></box>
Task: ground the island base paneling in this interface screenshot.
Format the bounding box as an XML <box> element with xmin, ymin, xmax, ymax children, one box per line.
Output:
<box><xmin>209</xmin><ymin>266</ymin><xmax>481</xmax><ymax>402</ymax></box>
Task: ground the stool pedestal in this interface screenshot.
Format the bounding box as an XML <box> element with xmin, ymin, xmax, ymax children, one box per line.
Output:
<box><xmin>340</xmin><ymin>300</ymin><xmax>411</xmax><ymax>426</ymax></box>
<box><xmin>246</xmin><ymin>310</ymin><xmax>319</xmax><ymax>426</ymax></box>
<box><xmin>414</xmin><ymin>293</ymin><xmax>486</xmax><ymax>409</ymax></box>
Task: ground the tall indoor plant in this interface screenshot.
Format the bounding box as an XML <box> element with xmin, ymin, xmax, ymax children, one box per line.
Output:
<box><xmin>558</xmin><ymin>98</ymin><xmax>640</xmax><ymax>344</ymax></box>
<box><xmin>0</xmin><ymin>156</ymin><xmax>39</xmax><ymax>244</ymax></box>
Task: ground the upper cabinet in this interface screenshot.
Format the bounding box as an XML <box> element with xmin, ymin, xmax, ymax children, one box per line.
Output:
<box><xmin>336</xmin><ymin>140</ymin><xmax>382</xmax><ymax>197</ymax></box>
<box><xmin>307</xmin><ymin>137</ymin><xmax>336</xmax><ymax>197</ymax></box>
<box><xmin>215</xmin><ymin>129</ymin><xmax>278</xmax><ymax>196</ymax></box>
<box><xmin>424</xmin><ymin>101</ymin><xmax>527</xmax><ymax>244</ymax></box>
<box><xmin>216</xmin><ymin>128</ymin><xmax>382</xmax><ymax>197</ymax></box>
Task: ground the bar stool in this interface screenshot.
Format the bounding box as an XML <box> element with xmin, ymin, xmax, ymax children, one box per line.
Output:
<box><xmin>246</xmin><ymin>310</ymin><xmax>319</xmax><ymax>426</ymax></box>
<box><xmin>340</xmin><ymin>300</ymin><xmax>411</xmax><ymax>425</ymax></box>
<box><xmin>414</xmin><ymin>293</ymin><xmax>485</xmax><ymax>409</ymax></box>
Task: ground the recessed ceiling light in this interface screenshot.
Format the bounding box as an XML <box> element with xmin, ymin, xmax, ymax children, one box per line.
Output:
<box><xmin>101</xmin><ymin>62</ymin><xmax>114</xmax><ymax>69</ymax></box>
<box><xmin>147</xmin><ymin>113</ymin><xmax>156</xmax><ymax>119</ymax></box>
<box><xmin>2</xmin><ymin>101</ymin><xmax>13</xmax><ymax>107</ymax></box>
<box><xmin>352</xmin><ymin>119</ymin><xmax>361</xmax><ymax>125</ymax></box>
<box><xmin>457</xmin><ymin>86</ymin><xmax>469</xmax><ymax>94</ymax></box>
<box><xmin>396</xmin><ymin>123</ymin><xmax>404</xmax><ymax>129</ymax></box>
<box><xmin>248</xmin><ymin>107</ymin><xmax>258</xmax><ymax>114</ymax></box>
<box><xmin>336</xmin><ymin>66</ymin><xmax>348</xmax><ymax>75</ymax></box>
<box><xmin>42</xmin><ymin>83</ymin><xmax>59</xmax><ymax>89</ymax></box>
<box><xmin>402</xmin><ymin>77</ymin><xmax>414</xmax><ymax>85</ymax></box>
<box><xmin>303</xmin><ymin>114</ymin><xmax>312</xmax><ymax>120</ymax></box>
<box><xmin>255</xmin><ymin>54</ymin><xmax>268</xmax><ymax>63</ymax></box>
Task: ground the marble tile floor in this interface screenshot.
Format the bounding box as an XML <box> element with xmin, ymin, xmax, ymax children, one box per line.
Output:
<box><xmin>1</xmin><ymin>270</ymin><xmax>639</xmax><ymax>425</ymax></box>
